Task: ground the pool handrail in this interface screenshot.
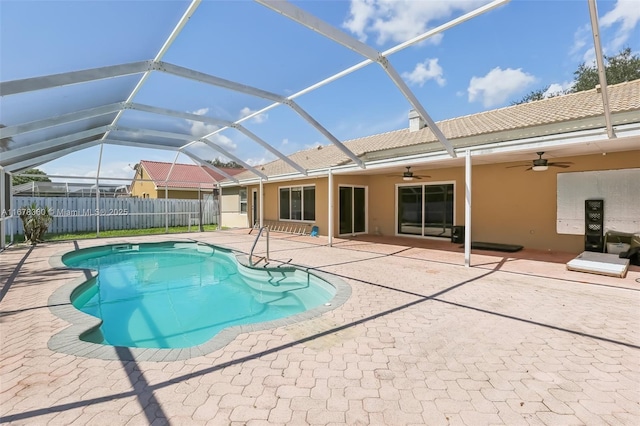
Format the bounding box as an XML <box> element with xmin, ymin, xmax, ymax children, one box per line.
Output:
<box><xmin>249</xmin><ymin>226</ymin><xmax>269</xmax><ymax>266</ymax></box>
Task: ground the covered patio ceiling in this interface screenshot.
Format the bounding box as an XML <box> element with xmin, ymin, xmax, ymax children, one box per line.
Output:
<box><xmin>0</xmin><ymin>0</ymin><xmax>629</xmax><ymax>185</ymax></box>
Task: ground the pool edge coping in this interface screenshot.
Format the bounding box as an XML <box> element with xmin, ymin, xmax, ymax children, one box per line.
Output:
<box><xmin>47</xmin><ymin>239</ymin><xmax>352</xmax><ymax>362</ymax></box>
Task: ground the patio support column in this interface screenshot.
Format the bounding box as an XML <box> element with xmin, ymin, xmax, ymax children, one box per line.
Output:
<box><xmin>9</xmin><ymin>172</ymin><xmax>14</xmax><ymax>245</ymax></box>
<box><xmin>0</xmin><ymin>168</ymin><xmax>5</xmax><ymax>250</ymax></box>
<box><xmin>259</xmin><ymin>178</ymin><xmax>264</xmax><ymax>229</ymax></box>
<box><xmin>96</xmin><ymin>144</ymin><xmax>104</xmax><ymax>237</ymax></box>
<box><xmin>464</xmin><ymin>149</ymin><xmax>472</xmax><ymax>267</ymax></box>
<box><xmin>328</xmin><ymin>168</ymin><xmax>333</xmax><ymax>247</ymax></box>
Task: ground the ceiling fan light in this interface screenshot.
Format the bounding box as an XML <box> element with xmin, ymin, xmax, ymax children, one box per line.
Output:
<box><xmin>532</xmin><ymin>165</ymin><xmax>548</xmax><ymax>172</ymax></box>
<box><xmin>403</xmin><ymin>176</ymin><xmax>413</xmax><ymax>181</ymax></box>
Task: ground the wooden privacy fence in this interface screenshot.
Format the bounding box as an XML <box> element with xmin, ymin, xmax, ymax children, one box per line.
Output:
<box><xmin>10</xmin><ymin>197</ymin><xmax>218</xmax><ymax>235</ymax></box>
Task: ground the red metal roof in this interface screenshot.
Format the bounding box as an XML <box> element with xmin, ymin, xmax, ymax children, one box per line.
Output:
<box><xmin>139</xmin><ymin>160</ymin><xmax>228</xmax><ymax>190</ymax></box>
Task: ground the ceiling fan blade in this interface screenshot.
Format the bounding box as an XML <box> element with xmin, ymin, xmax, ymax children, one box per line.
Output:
<box><xmin>550</xmin><ymin>164</ymin><xmax>571</xmax><ymax>168</ymax></box>
<box><xmin>506</xmin><ymin>164</ymin><xmax>529</xmax><ymax>169</ymax></box>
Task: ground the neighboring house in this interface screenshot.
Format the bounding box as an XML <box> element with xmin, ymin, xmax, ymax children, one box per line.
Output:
<box><xmin>130</xmin><ymin>160</ymin><xmax>243</xmax><ymax>200</ymax></box>
<box><xmin>218</xmin><ymin>80</ymin><xmax>640</xmax><ymax>253</ymax></box>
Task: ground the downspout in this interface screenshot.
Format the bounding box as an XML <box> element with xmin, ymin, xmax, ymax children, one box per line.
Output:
<box><xmin>588</xmin><ymin>0</ymin><xmax>615</xmax><ymax>139</ymax></box>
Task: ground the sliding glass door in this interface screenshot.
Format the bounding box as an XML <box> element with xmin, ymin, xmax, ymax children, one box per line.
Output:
<box><xmin>339</xmin><ymin>186</ymin><xmax>366</xmax><ymax>235</ymax></box>
<box><xmin>397</xmin><ymin>183</ymin><xmax>454</xmax><ymax>238</ymax></box>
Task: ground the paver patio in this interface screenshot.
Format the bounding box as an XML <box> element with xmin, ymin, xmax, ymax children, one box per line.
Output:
<box><xmin>1</xmin><ymin>229</ymin><xmax>639</xmax><ymax>425</ymax></box>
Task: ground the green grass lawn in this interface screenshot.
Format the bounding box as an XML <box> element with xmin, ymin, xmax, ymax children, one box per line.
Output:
<box><xmin>7</xmin><ymin>224</ymin><xmax>219</xmax><ymax>244</ymax></box>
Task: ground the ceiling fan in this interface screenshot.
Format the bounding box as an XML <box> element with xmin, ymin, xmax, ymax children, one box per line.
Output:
<box><xmin>390</xmin><ymin>166</ymin><xmax>430</xmax><ymax>181</ymax></box>
<box><xmin>507</xmin><ymin>152</ymin><xmax>573</xmax><ymax>172</ymax></box>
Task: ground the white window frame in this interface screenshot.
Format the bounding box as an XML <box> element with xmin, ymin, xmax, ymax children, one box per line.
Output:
<box><xmin>278</xmin><ymin>184</ymin><xmax>316</xmax><ymax>222</ymax></box>
<box><xmin>394</xmin><ymin>180</ymin><xmax>456</xmax><ymax>239</ymax></box>
<box><xmin>239</xmin><ymin>188</ymin><xmax>247</xmax><ymax>215</ymax></box>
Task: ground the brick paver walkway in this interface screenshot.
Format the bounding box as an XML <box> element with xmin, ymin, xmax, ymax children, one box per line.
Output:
<box><xmin>1</xmin><ymin>229</ymin><xmax>638</xmax><ymax>425</ymax></box>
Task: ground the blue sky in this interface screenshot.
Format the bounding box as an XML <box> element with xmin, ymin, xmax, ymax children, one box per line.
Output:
<box><xmin>1</xmin><ymin>0</ymin><xmax>639</xmax><ymax>182</ymax></box>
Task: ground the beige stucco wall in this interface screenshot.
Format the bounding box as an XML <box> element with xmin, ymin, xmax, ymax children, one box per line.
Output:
<box><xmin>239</xmin><ymin>150</ymin><xmax>638</xmax><ymax>253</ymax></box>
<box><xmin>221</xmin><ymin>187</ymin><xmax>248</xmax><ymax>228</ymax></box>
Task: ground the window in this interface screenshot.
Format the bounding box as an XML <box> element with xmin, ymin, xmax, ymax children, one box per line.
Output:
<box><xmin>279</xmin><ymin>185</ymin><xmax>315</xmax><ymax>221</ymax></box>
<box><xmin>239</xmin><ymin>188</ymin><xmax>247</xmax><ymax>214</ymax></box>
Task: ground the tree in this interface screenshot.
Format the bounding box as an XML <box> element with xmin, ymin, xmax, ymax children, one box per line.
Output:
<box><xmin>12</xmin><ymin>168</ymin><xmax>51</xmax><ymax>186</ymax></box>
<box><xmin>512</xmin><ymin>85</ymin><xmax>552</xmax><ymax>105</ymax></box>
<box><xmin>208</xmin><ymin>158</ymin><xmax>243</xmax><ymax>169</ymax></box>
<box><xmin>512</xmin><ymin>47</ymin><xmax>640</xmax><ymax>105</ymax></box>
<box><xmin>572</xmin><ymin>47</ymin><xmax>640</xmax><ymax>92</ymax></box>
<box><xmin>0</xmin><ymin>124</ymin><xmax>11</xmax><ymax>152</ymax></box>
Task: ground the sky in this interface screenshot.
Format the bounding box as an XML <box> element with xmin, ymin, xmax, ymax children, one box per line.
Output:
<box><xmin>1</xmin><ymin>0</ymin><xmax>639</xmax><ymax>183</ymax></box>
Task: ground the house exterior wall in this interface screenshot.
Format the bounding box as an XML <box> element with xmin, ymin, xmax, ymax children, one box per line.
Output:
<box><xmin>130</xmin><ymin>175</ymin><xmax>156</xmax><ymax>199</ymax></box>
<box><xmin>367</xmin><ymin>150</ymin><xmax>638</xmax><ymax>253</ymax></box>
<box><xmin>239</xmin><ymin>150</ymin><xmax>638</xmax><ymax>253</ymax></box>
<box><xmin>221</xmin><ymin>187</ymin><xmax>248</xmax><ymax>228</ymax></box>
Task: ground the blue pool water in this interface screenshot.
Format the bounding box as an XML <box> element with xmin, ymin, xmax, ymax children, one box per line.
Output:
<box><xmin>63</xmin><ymin>242</ymin><xmax>335</xmax><ymax>349</ymax></box>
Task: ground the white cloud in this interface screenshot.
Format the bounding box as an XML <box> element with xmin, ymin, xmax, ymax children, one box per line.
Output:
<box><xmin>571</xmin><ymin>2</ymin><xmax>640</xmax><ymax>62</ymax></box>
<box><xmin>245</xmin><ymin>155</ymin><xmax>276</xmax><ymax>167</ymax></box>
<box><xmin>186</xmin><ymin>108</ymin><xmax>218</xmax><ymax>137</ymax></box>
<box><xmin>544</xmin><ymin>81</ymin><xmax>573</xmax><ymax>98</ymax></box>
<box><xmin>468</xmin><ymin>67</ymin><xmax>536</xmax><ymax>108</ymax></box>
<box><xmin>186</xmin><ymin>108</ymin><xmax>236</xmax><ymax>151</ymax></box>
<box><xmin>402</xmin><ymin>58</ymin><xmax>445</xmax><ymax>87</ymax></box>
<box><xmin>600</xmin><ymin>0</ymin><xmax>640</xmax><ymax>52</ymax></box>
<box><xmin>342</xmin><ymin>0</ymin><xmax>489</xmax><ymax>45</ymax></box>
<box><xmin>239</xmin><ymin>107</ymin><xmax>268</xmax><ymax>124</ymax></box>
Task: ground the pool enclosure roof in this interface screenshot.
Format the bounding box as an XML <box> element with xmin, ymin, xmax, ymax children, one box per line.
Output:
<box><xmin>0</xmin><ymin>0</ymin><xmax>636</xmax><ymax>185</ymax></box>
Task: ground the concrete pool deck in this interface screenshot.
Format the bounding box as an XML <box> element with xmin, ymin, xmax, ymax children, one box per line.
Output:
<box><xmin>1</xmin><ymin>229</ymin><xmax>639</xmax><ymax>425</ymax></box>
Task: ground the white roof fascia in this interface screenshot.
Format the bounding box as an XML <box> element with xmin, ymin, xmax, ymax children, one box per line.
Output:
<box><xmin>0</xmin><ymin>61</ymin><xmax>152</xmax><ymax>96</ymax></box>
<box><xmin>0</xmin><ymin>103</ymin><xmax>124</xmax><ymax>138</ymax></box>
<box><xmin>257</xmin><ymin>0</ymin><xmax>456</xmax><ymax>158</ymax></box>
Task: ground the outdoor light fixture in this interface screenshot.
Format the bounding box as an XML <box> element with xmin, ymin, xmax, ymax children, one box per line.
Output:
<box><xmin>532</xmin><ymin>165</ymin><xmax>548</xmax><ymax>172</ymax></box>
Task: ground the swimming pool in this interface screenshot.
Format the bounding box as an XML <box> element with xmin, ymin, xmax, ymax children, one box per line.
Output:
<box><xmin>62</xmin><ymin>241</ymin><xmax>337</xmax><ymax>349</ymax></box>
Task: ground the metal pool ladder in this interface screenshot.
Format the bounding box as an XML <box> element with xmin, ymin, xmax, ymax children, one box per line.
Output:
<box><xmin>249</xmin><ymin>226</ymin><xmax>269</xmax><ymax>266</ymax></box>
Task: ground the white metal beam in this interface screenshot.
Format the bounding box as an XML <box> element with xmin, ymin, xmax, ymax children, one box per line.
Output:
<box><xmin>258</xmin><ymin>0</ymin><xmax>456</xmax><ymax>158</ymax></box>
<box><xmin>587</xmin><ymin>0</ymin><xmax>615</xmax><ymax>139</ymax></box>
<box><xmin>182</xmin><ymin>151</ymin><xmax>240</xmax><ymax>183</ymax></box>
<box><xmin>464</xmin><ymin>150</ymin><xmax>472</xmax><ymax>268</ymax></box>
<box><xmin>0</xmin><ymin>61</ymin><xmax>152</xmax><ymax>96</ymax></box>
<box><xmin>101</xmin><ymin>1</ymin><xmax>202</xmax><ymax>144</ymax></box>
<box><xmin>198</xmin><ymin>138</ymin><xmax>269</xmax><ymax>180</ymax></box>
<box><xmin>0</xmin><ymin>103</ymin><xmax>124</xmax><ymax>139</ymax></box>
<box><xmin>156</xmin><ymin>62</ymin><xmax>363</xmax><ymax>168</ymax></box>
<box><xmin>102</xmin><ymin>138</ymin><xmax>185</xmax><ymax>152</ymax></box>
<box><xmin>1</xmin><ymin>126</ymin><xmax>110</xmax><ymax>165</ymax></box>
<box><xmin>6</xmin><ymin>141</ymin><xmax>102</xmax><ymax>172</ymax></box>
<box><xmin>287</xmin><ymin>100</ymin><xmax>365</xmax><ymax>167</ymax></box>
<box><xmin>129</xmin><ymin>102</ymin><xmax>307</xmax><ymax>174</ymax></box>
<box><xmin>156</xmin><ymin>62</ymin><xmax>285</xmax><ymax>103</ymax></box>
<box><xmin>234</xmin><ymin>126</ymin><xmax>307</xmax><ymax>175</ymax></box>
